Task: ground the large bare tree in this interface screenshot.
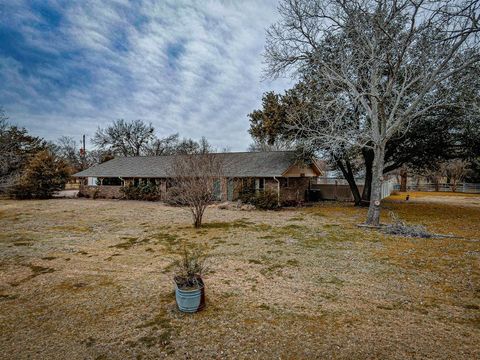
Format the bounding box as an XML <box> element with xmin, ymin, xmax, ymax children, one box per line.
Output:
<box><xmin>265</xmin><ymin>0</ymin><xmax>480</xmax><ymax>225</ymax></box>
<box><xmin>166</xmin><ymin>154</ymin><xmax>224</xmax><ymax>228</ymax></box>
<box><xmin>92</xmin><ymin>119</ymin><xmax>155</xmax><ymax>156</ymax></box>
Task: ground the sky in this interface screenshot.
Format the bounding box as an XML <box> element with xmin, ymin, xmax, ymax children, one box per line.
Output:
<box><xmin>0</xmin><ymin>0</ymin><xmax>292</xmax><ymax>151</ymax></box>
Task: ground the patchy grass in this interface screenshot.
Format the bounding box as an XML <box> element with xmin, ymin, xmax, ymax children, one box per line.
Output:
<box><xmin>201</xmin><ymin>219</ymin><xmax>253</xmax><ymax>229</ymax></box>
<box><xmin>110</xmin><ymin>236</ymin><xmax>150</xmax><ymax>250</ymax></box>
<box><xmin>9</xmin><ymin>264</ymin><xmax>56</xmax><ymax>287</ymax></box>
<box><xmin>0</xmin><ymin>194</ymin><xmax>479</xmax><ymax>359</ymax></box>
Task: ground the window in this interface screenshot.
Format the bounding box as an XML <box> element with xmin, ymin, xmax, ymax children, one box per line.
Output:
<box><xmin>87</xmin><ymin>177</ymin><xmax>97</xmax><ymax>186</ymax></box>
<box><xmin>102</xmin><ymin>177</ymin><xmax>122</xmax><ymax>186</ymax></box>
<box><xmin>255</xmin><ymin>178</ymin><xmax>265</xmax><ymax>192</ymax></box>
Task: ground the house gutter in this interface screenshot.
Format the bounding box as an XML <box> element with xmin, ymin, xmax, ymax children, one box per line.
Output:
<box><xmin>273</xmin><ymin>176</ymin><xmax>280</xmax><ymax>206</ymax></box>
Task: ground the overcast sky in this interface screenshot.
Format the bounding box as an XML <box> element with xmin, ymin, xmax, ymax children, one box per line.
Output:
<box><xmin>0</xmin><ymin>0</ymin><xmax>291</xmax><ymax>151</ymax></box>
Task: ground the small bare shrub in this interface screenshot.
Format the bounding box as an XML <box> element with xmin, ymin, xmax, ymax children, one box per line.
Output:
<box><xmin>166</xmin><ymin>154</ymin><xmax>224</xmax><ymax>228</ymax></box>
<box><xmin>384</xmin><ymin>212</ymin><xmax>432</xmax><ymax>238</ymax></box>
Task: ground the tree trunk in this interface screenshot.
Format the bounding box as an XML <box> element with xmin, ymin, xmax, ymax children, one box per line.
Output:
<box><xmin>400</xmin><ymin>169</ymin><xmax>407</xmax><ymax>192</ymax></box>
<box><xmin>366</xmin><ymin>143</ymin><xmax>386</xmax><ymax>226</ymax></box>
<box><xmin>194</xmin><ymin>213</ymin><xmax>202</xmax><ymax>228</ymax></box>
<box><xmin>335</xmin><ymin>158</ymin><xmax>362</xmax><ymax>206</ymax></box>
<box><xmin>192</xmin><ymin>207</ymin><xmax>203</xmax><ymax>228</ymax></box>
<box><xmin>361</xmin><ymin>148</ymin><xmax>373</xmax><ymax>206</ymax></box>
<box><xmin>451</xmin><ymin>179</ymin><xmax>457</xmax><ymax>192</ymax></box>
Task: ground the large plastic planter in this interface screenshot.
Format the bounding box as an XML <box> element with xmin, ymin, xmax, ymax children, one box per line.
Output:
<box><xmin>174</xmin><ymin>278</ymin><xmax>205</xmax><ymax>313</ymax></box>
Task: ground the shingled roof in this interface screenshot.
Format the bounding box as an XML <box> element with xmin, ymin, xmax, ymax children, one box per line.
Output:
<box><xmin>73</xmin><ymin>151</ymin><xmax>320</xmax><ymax>178</ymax></box>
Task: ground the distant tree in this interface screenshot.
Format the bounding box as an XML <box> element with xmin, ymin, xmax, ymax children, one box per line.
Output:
<box><xmin>197</xmin><ymin>136</ymin><xmax>214</xmax><ymax>154</ymax></box>
<box><xmin>167</xmin><ymin>154</ymin><xmax>224</xmax><ymax>228</ymax></box>
<box><xmin>55</xmin><ymin>136</ymin><xmax>82</xmax><ymax>172</ymax></box>
<box><xmin>248</xmin><ymin>138</ymin><xmax>293</xmax><ymax>152</ymax></box>
<box><xmin>9</xmin><ymin>150</ymin><xmax>70</xmax><ymax>199</ymax></box>
<box><xmin>0</xmin><ymin>107</ymin><xmax>8</xmax><ymax>132</ymax></box>
<box><xmin>424</xmin><ymin>165</ymin><xmax>446</xmax><ymax>192</ymax></box>
<box><xmin>175</xmin><ymin>137</ymin><xmax>214</xmax><ymax>155</ymax></box>
<box><xmin>444</xmin><ymin>159</ymin><xmax>470</xmax><ymax>192</ymax></box>
<box><xmin>92</xmin><ymin>119</ymin><xmax>155</xmax><ymax>156</ymax></box>
<box><xmin>144</xmin><ymin>133</ymin><xmax>181</xmax><ymax>156</ymax></box>
<box><xmin>0</xmin><ymin>111</ymin><xmax>48</xmax><ymax>193</ymax></box>
<box><xmin>85</xmin><ymin>149</ymin><xmax>114</xmax><ymax>166</ymax></box>
<box><xmin>92</xmin><ymin>118</ymin><xmax>215</xmax><ymax>158</ymax></box>
<box><xmin>175</xmin><ymin>138</ymin><xmax>200</xmax><ymax>154</ymax></box>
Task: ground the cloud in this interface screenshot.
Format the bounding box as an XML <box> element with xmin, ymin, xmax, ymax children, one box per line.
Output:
<box><xmin>0</xmin><ymin>0</ymin><xmax>292</xmax><ymax>150</ymax></box>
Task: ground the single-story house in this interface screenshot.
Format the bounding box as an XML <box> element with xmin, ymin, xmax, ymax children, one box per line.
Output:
<box><xmin>73</xmin><ymin>151</ymin><xmax>324</xmax><ymax>204</ymax></box>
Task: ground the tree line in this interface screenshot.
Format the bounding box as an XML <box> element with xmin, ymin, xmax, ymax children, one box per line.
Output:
<box><xmin>0</xmin><ymin>109</ymin><xmax>214</xmax><ymax>199</ymax></box>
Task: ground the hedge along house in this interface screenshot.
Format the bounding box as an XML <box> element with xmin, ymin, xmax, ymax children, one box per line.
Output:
<box><xmin>73</xmin><ymin>151</ymin><xmax>323</xmax><ymax>204</ymax></box>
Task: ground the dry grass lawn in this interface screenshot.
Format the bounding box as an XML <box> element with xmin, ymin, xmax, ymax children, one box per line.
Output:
<box><xmin>1</xmin><ymin>192</ymin><xmax>479</xmax><ymax>359</ymax></box>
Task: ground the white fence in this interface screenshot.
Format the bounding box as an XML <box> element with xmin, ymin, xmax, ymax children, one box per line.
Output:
<box><xmin>393</xmin><ymin>183</ymin><xmax>480</xmax><ymax>194</ymax></box>
<box><xmin>315</xmin><ymin>177</ymin><xmax>365</xmax><ymax>185</ymax></box>
<box><xmin>381</xmin><ymin>180</ymin><xmax>395</xmax><ymax>199</ymax></box>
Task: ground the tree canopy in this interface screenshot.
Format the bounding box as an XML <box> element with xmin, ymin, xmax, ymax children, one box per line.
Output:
<box><xmin>93</xmin><ymin>119</ymin><xmax>214</xmax><ymax>157</ymax></box>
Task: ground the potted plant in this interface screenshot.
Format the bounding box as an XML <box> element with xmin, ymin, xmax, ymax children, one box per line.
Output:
<box><xmin>173</xmin><ymin>247</ymin><xmax>208</xmax><ymax>313</ymax></box>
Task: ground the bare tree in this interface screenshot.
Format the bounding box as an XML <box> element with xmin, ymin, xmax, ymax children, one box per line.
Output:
<box><xmin>248</xmin><ymin>138</ymin><xmax>294</xmax><ymax>152</ymax></box>
<box><xmin>55</xmin><ymin>136</ymin><xmax>82</xmax><ymax>171</ymax></box>
<box><xmin>198</xmin><ymin>136</ymin><xmax>214</xmax><ymax>154</ymax></box>
<box><xmin>265</xmin><ymin>0</ymin><xmax>480</xmax><ymax>225</ymax></box>
<box><xmin>167</xmin><ymin>154</ymin><xmax>224</xmax><ymax>228</ymax></box>
<box><xmin>424</xmin><ymin>164</ymin><xmax>447</xmax><ymax>191</ymax></box>
<box><xmin>92</xmin><ymin>119</ymin><xmax>155</xmax><ymax>156</ymax></box>
<box><xmin>144</xmin><ymin>133</ymin><xmax>181</xmax><ymax>156</ymax></box>
<box><xmin>445</xmin><ymin>159</ymin><xmax>469</xmax><ymax>191</ymax></box>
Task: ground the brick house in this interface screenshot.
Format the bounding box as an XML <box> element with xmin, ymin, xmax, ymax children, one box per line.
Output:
<box><xmin>73</xmin><ymin>151</ymin><xmax>323</xmax><ymax>204</ymax></box>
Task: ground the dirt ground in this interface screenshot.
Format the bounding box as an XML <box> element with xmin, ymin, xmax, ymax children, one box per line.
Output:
<box><xmin>1</xmin><ymin>193</ymin><xmax>479</xmax><ymax>359</ymax></box>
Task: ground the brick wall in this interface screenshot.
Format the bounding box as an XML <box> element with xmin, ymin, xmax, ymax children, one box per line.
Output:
<box><xmin>277</xmin><ymin>177</ymin><xmax>310</xmax><ymax>203</ymax></box>
<box><xmin>79</xmin><ymin>185</ymin><xmax>123</xmax><ymax>199</ymax></box>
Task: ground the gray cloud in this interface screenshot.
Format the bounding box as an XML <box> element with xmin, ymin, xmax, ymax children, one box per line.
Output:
<box><xmin>0</xmin><ymin>0</ymin><xmax>292</xmax><ymax>150</ymax></box>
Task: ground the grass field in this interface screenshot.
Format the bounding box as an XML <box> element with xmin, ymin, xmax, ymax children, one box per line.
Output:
<box><xmin>1</xmin><ymin>193</ymin><xmax>479</xmax><ymax>359</ymax></box>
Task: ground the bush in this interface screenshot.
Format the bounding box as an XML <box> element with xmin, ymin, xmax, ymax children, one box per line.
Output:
<box><xmin>240</xmin><ymin>189</ymin><xmax>279</xmax><ymax>210</ymax></box>
<box><xmin>9</xmin><ymin>150</ymin><xmax>70</xmax><ymax>199</ymax></box>
<box><xmin>282</xmin><ymin>199</ymin><xmax>299</xmax><ymax>207</ymax></box>
<box><xmin>238</xmin><ymin>188</ymin><xmax>255</xmax><ymax>204</ymax></box>
<box><xmin>92</xmin><ymin>188</ymin><xmax>100</xmax><ymax>200</ymax></box>
<box><xmin>254</xmin><ymin>190</ymin><xmax>279</xmax><ymax>210</ymax></box>
<box><xmin>120</xmin><ymin>182</ymin><xmax>161</xmax><ymax>201</ymax></box>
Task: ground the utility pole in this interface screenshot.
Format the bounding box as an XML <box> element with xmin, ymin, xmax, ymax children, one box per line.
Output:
<box><xmin>80</xmin><ymin>134</ymin><xmax>86</xmax><ymax>169</ymax></box>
